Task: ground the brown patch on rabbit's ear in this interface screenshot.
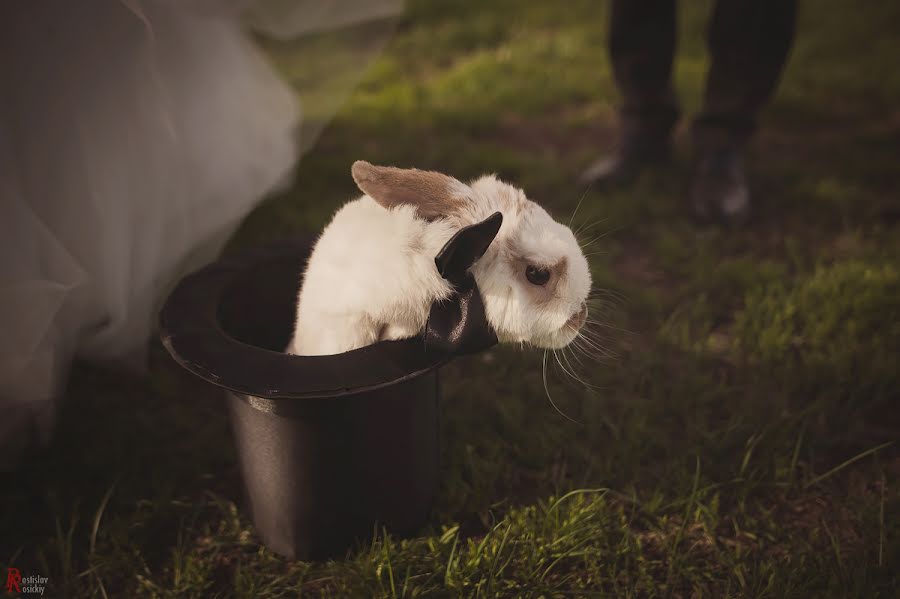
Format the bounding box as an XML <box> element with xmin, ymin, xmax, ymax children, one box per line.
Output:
<box><xmin>351</xmin><ymin>160</ymin><xmax>471</xmax><ymax>219</ymax></box>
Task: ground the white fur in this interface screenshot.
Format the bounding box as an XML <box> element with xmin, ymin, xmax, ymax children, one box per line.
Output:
<box><xmin>287</xmin><ymin>170</ymin><xmax>592</xmax><ymax>356</ymax></box>
<box><xmin>287</xmin><ymin>197</ymin><xmax>456</xmax><ymax>355</ymax></box>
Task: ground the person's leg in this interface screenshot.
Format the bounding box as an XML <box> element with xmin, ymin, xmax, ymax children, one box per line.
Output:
<box><xmin>580</xmin><ymin>0</ymin><xmax>678</xmax><ymax>185</ymax></box>
<box><xmin>690</xmin><ymin>0</ymin><xmax>797</xmax><ymax>224</ymax></box>
<box><xmin>611</xmin><ymin>0</ymin><xmax>679</xmax><ymax>139</ymax></box>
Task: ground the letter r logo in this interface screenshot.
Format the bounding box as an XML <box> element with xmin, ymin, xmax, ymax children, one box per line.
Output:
<box><xmin>5</xmin><ymin>567</ymin><xmax>22</xmax><ymax>592</ymax></box>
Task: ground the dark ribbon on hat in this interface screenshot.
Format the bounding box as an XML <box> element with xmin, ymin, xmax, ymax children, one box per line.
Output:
<box><xmin>424</xmin><ymin>211</ymin><xmax>503</xmax><ymax>355</ymax></box>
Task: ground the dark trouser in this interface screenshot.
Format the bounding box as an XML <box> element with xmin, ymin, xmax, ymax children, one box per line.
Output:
<box><xmin>609</xmin><ymin>0</ymin><xmax>797</xmax><ymax>148</ymax></box>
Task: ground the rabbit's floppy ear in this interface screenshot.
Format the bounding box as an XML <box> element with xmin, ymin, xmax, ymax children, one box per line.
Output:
<box><xmin>351</xmin><ymin>160</ymin><xmax>471</xmax><ymax>219</ymax></box>
<box><xmin>425</xmin><ymin>211</ymin><xmax>503</xmax><ymax>355</ymax></box>
<box><xmin>434</xmin><ymin>211</ymin><xmax>503</xmax><ymax>283</ymax></box>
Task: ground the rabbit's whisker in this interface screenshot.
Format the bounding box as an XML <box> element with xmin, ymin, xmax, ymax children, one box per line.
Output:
<box><xmin>578</xmin><ymin>225</ymin><xmax>623</xmax><ymax>249</ymax></box>
<box><xmin>573</xmin><ymin>219</ymin><xmax>595</xmax><ymax>238</ymax></box>
<box><xmin>558</xmin><ymin>345</ymin><xmax>604</xmax><ymax>391</ymax></box>
<box><xmin>553</xmin><ymin>348</ymin><xmax>581</xmax><ymax>387</ymax></box>
<box><xmin>564</xmin><ymin>343</ymin><xmax>589</xmax><ymax>369</ymax></box>
<box><xmin>587</xmin><ymin>289</ymin><xmax>628</xmax><ymax>303</ymax></box>
<box><xmin>577</xmin><ymin>325</ymin><xmax>618</xmax><ymax>347</ymax></box>
<box><xmin>583</xmin><ymin>319</ymin><xmax>632</xmax><ymax>335</ymax></box>
<box><xmin>573</xmin><ymin>332</ymin><xmax>617</xmax><ymax>359</ymax></box>
<box><xmin>574</xmin><ymin>216</ymin><xmax>610</xmax><ymax>238</ymax></box>
<box><xmin>568</xmin><ymin>182</ymin><xmax>594</xmax><ymax>227</ymax></box>
<box><xmin>542</xmin><ymin>350</ymin><xmax>582</xmax><ymax>424</ymax></box>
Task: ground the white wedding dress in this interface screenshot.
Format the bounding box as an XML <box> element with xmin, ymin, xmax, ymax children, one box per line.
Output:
<box><xmin>0</xmin><ymin>0</ymin><xmax>401</xmax><ymax>467</ymax></box>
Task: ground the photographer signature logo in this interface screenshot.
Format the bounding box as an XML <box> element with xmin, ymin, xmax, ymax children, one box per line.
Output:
<box><xmin>5</xmin><ymin>568</ymin><xmax>48</xmax><ymax>596</ymax></box>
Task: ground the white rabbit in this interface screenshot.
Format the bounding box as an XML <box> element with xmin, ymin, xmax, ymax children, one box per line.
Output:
<box><xmin>286</xmin><ymin>161</ymin><xmax>592</xmax><ymax>356</ymax></box>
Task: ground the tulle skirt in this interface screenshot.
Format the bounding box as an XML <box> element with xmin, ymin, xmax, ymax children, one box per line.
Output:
<box><xmin>0</xmin><ymin>0</ymin><xmax>399</xmax><ymax>465</ymax></box>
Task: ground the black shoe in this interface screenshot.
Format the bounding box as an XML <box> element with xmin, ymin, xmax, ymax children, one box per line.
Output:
<box><xmin>579</xmin><ymin>130</ymin><xmax>670</xmax><ymax>187</ymax></box>
<box><xmin>690</xmin><ymin>147</ymin><xmax>750</xmax><ymax>227</ymax></box>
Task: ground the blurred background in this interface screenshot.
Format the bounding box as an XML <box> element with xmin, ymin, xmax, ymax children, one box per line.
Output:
<box><xmin>1</xmin><ymin>0</ymin><xmax>898</xmax><ymax>596</ymax></box>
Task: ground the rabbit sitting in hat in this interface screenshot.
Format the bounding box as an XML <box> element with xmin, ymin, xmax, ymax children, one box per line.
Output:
<box><xmin>287</xmin><ymin>161</ymin><xmax>592</xmax><ymax>356</ymax></box>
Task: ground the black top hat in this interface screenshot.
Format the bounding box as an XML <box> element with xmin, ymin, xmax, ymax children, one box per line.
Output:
<box><xmin>158</xmin><ymin>213</ymin><xmax>503</xmax><ymax>559</ymax></box>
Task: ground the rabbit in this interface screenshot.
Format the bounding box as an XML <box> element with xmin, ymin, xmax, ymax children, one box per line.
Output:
<box><xmin>286</xmin><ymin>161</ymin><xmax>592</xmax><ymax>356</ymax></box>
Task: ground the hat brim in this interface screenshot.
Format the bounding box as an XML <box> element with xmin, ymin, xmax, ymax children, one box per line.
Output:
<box><xmin>159</xmin><ymin>238</ymin><xmax>452</xmax><ymax>403</ymax></box>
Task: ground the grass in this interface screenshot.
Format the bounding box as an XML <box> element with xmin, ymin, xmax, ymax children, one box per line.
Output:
<box><xmin>2</xmin><ymin>0</ymin><xmax>899</xmax><ymax>596</ymax></box>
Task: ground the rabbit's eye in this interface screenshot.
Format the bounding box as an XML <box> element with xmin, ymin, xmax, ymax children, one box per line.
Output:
<box><xmin>525</xmin><ymin>265</ymin><xmax>551</xmax><ymax>286</ymax></box>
